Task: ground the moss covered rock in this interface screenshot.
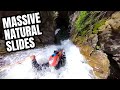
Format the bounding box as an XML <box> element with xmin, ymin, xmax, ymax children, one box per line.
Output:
<box><xmin>70</xmin><ymin>11</ymin><xmax>112</xmax><ymax>79</ymax></box>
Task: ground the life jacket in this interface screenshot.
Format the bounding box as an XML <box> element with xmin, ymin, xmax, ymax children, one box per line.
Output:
<box><xmin>49</xmin><ymin>52</ymin><xmax>60</xmax><ymax>67</ymax></box>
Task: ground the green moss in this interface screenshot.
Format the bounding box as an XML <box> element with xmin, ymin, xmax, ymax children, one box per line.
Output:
<box><xmin>81</xmin><ymin>30</ymin><xmax>87</xmax><ymax>36</ymax></box>
<box><xmin>93</xmin><ymin>19</ymin><xmax>106</xmax><ymax>34</ymax></box>
<box><xmin>73</xmin><ymin>11</ymin><xmax>107</xmax><ymax>46</ymax></box>
<box><xmin>96</xmin><ymin>45</ymin><xmax>100</xmax><ymax>50</ymax></box>
<box><xmin>76</xmin><ymin>36</ymin><xmax>87</xmax><ymax>45</ymax></box>
<box><xmin>75</xmin><ymin>11</ymin><xmax>100</xmax><ymax>37</ymax></box>
<box><xmin>75</xmin><ymin>11</ymin><xmax>88</xmax><ymax>31</ymax></box>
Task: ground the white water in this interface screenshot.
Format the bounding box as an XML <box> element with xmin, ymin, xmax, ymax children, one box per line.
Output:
<box><xmin>0</xmin><ymin>39</ymin><xmax>96</xmax><ymax>79</ymax></box>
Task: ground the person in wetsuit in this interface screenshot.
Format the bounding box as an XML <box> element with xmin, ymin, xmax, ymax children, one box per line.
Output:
<box><xmin>31</xmin><ymin>50</ymin><xmax>65</xmax><ymax>70</ymax></box>
<box><xmin>30</xmin><ymin>50</ymin><xmax>59</xmax><ymax>71</ymax></box>
<box><xmin>30</xmin><ymin>55</ymin><xmax>49</xmax><ymax>71</ymax></box>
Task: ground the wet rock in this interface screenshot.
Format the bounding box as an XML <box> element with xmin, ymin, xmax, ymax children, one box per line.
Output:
<box><xmin>80</xmin><ymin>44</ymin><xmax>110</xmax><ymax>79</ymax></box>
<box><xmin>0</xmin><ymin>40</ymin><xmax>6</xmax><ymax>55</ymax></box>
<box><xmin>0</xmin><ymin>11</ymin><xmax>57</xmax><ymax>46</ymax></box>
<box><xmin>0</xmin><ymin>11</ymin><xmax>23</xmax><ymax>39</ymax></box>
<box><xmin>99</xmin><ymin>12</ymin><xmax>120</xmax><ymax>66</ymax></box>
<box><xmin>98</xmin><ymin>11</ymin><xmax>120</xmax><ymax>78</ymax></box>
<box><xmin>87</xmin><ymin>34</ymin><xmax>98</xmax><ymax>48</ymax></box>
<box><xmin>90</xmin><ymin>50</ymin><xmax>110</xmax><ymax>79</ymax></box>
<box><xmin>36</xmin><ymin>11</ymin><xmax>56</xmax><ymax>45</ymax></box>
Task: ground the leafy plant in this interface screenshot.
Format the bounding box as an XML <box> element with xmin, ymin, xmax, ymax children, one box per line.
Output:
<box><xmin>75</xmin><ymin>11</ymin><xmax>88</xmax><ymax>31</ymax></box>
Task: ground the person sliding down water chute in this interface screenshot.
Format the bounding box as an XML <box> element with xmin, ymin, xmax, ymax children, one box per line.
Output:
<box><xmin>30</xmin><ymin>49</ymin><xmax>66</xmax><ymax>71</ymax></box>
<box><xmin>49</xmin><ymin>49</ymin><xmax>66</xmax><ymax>69</ymax></box>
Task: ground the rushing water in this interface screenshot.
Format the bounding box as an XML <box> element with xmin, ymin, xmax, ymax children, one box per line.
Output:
<box><xmin>0</xmin><ymin>39</ymin><xmax>96</xmax><ymax>79</ymax></box>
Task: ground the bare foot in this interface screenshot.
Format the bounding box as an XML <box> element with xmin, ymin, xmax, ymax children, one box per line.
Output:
<box><xmin>30</xmin><ymin>55</ymin><xmax>36</xmax><ymax>61</ymax></box>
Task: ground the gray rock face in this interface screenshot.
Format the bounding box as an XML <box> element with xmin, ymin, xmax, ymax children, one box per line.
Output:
<box><xmin>98</xmin><ymin>12</ymin><xmax>120</xmax><ymax>67</ymax></box>
<box><xmin>98</xmin><ymin>12</ymin><xmax>120</xmax><ymax>79</ymax></box>
<box><xmin>0</xmin><ymin>11</ymin><xmax>56</xmax><ymax>48</ymax></box>
<box><xmin>99</xmin><ymin>30</ymin><xmax>120</xmax><ymax>66</ymax></box>
<box><xmin>34</xmin><ymin>11</ymin><xmax>56</xmax><ymax>45</ymax></box>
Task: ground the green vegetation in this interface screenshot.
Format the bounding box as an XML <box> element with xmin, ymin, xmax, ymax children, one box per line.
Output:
<box><xmin>72</xmin><ymin>11</ymin><xmax>108</xmax><ymax>46</ymax></box>
<box><xmin>75</xmin><ymin>11</ymin><xmax>88</xmax><ymax>32</ymax></box>
<box><xmin>74</xmin><ymin>11</ymin><xmax>106</xmax><ymax>37</ymax></box>
<box><xmin>93</xmin><ymin>19</ymin><xmax>106</xmax><ymax>34</ymax></box>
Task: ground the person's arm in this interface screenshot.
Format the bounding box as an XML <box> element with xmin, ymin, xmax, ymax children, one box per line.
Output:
<box><xmin>32</xmin><ymin>60</ymin><xmax>39</xmax><ymax>67</ymax></box>
<box><xmin>30</xmin><ymin>55</ymin><xmax>42</xmax><ymax>70</ymax></box>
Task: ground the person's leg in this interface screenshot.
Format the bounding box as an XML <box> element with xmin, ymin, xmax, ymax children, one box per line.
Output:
<box><xmin>32</xmin><ymin>60</ymin><xmax>42</xmax><ymax>71</ymax></box>
<box><xmin>41</xmin><ymin>62</ymin><xmax>49</xmax><ymax>69</ymax></box>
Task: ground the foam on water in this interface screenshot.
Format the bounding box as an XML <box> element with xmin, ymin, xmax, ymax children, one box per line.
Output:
<box><xmin>0</xmin><ymin>39</ymin><xmax>96</xmax><ymax>79</ymax></box>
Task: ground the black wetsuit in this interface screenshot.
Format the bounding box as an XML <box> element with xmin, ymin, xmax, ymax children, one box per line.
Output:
<box><xmin>32</xmin><ymin>51</ymin><xmax>65</xmax><ymax>70</ymax></box>
<box><xmin>32</xmin><ymin>59</ymin><xmax>49</xmax><ymax>71</ymax></box>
